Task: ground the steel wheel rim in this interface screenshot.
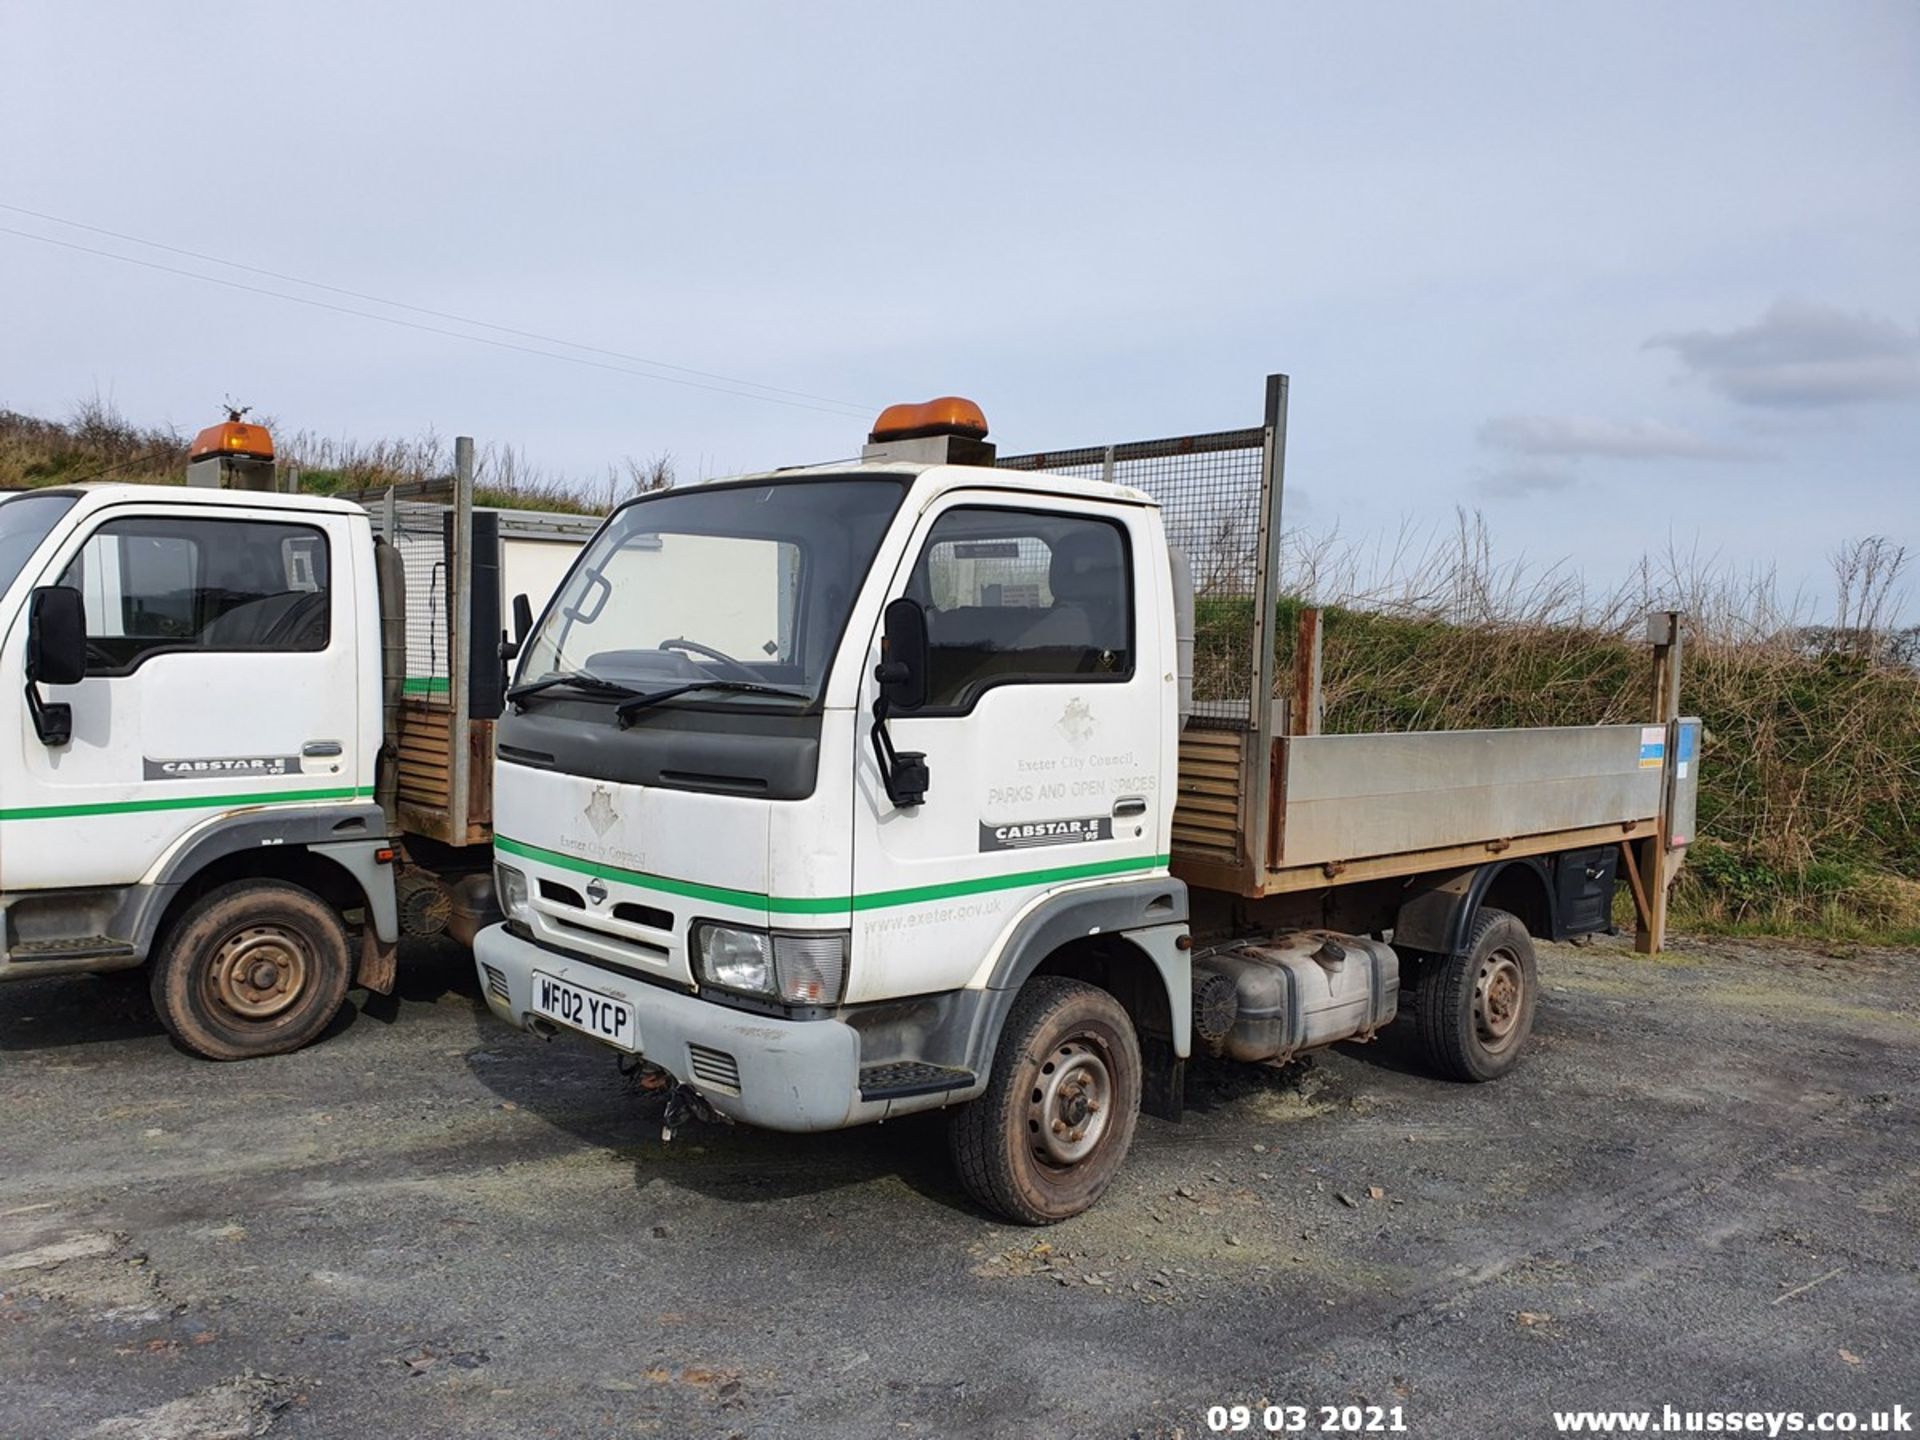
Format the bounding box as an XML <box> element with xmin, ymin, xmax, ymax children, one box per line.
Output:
<box><xmin>207</xmin><ymin>925</ymin><xmax>310</xmax><ymax>1020</ymax></box>
<box><xmin>1028</xmin><ymin>1037</ymin><xmax>1113</xmax><ymax>1167</ymax></box>
<box><xmin>1474</xmin><ymin>949</ymin><xmax>1525</xmax><ymax>1052</ymax></box>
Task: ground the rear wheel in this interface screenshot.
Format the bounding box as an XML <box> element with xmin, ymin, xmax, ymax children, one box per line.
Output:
<box><xmin>149</xmin><ymin>880</ymin><xmax>352</xmax><ymax>1060</ymax></box>
<box><xmin>948</xmin><ymin>976</ymin><xmax>1142</xmax><ymax>1225</ymax></box>
<box><xmin>1414</xmin><ymin>906</ymin><xmax>1538</xmax><ymax>1082</ymax></box>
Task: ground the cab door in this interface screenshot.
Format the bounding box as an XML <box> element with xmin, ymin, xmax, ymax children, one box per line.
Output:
<box><xmin>847</xmin><ymin>492</ymin><xmax>1168</xmax><ymax>1004</ymax></box>
<box><xmin>1</xmin><ymin>503</ymin><xmax>364</xmax><ymax>892</ymax></box>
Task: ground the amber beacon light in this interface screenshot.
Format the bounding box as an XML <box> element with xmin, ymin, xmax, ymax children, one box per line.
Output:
<box><xmin>188</xmin><ymin>419</ymin><xmax>276</xmax><ymax>463</ymax></box>
<box><xmin>868</xmin><ymin>397</ymin><xmax>990</xmax><ymax>443</ymax></box>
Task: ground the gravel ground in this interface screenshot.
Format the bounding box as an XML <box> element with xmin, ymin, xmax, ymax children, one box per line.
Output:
<box><xmin>2</xmin><ymin>932</ymin><xmax>1915</xmax><ymax>1439</ymax></box>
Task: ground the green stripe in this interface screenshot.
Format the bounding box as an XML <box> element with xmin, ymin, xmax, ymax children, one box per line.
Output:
<box><xmin>494</xmin><ymin>834</ymin><xmax>1169</xmax><ymax>915</ymax></box>
<box><xmin>404</xmin><ymin>676</ymin><xmax>450</xmax><ymax>695</ymax></box>
<box><xmin>496</xmin><ymin>834</ymin><xmax>814</xmax><ymax>913</ymax></box>
<box><xmin>850</xmin><ymin>853</ymin><xmax>1172</xmax><ymax>911</ymax></box>
<box><xmin>0</xmin><ymin>785</ymin><xmax>376</xmax><ymax>822</ymax></box>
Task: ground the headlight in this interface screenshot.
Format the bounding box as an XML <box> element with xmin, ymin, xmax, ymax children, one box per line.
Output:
<box><xmin>694</xmin><ymin>924</ymin><xmax>775</xmax><ymax>997</ymax></box>
<box><xmin>496</xmin><ymin>863</ymin><xmax>531</xmax><ymax>921</ymax></box>
<box><xmin>693</xmin><ymin>924</ymin><xmax>849</xmax><ymax>1006</ymax></box>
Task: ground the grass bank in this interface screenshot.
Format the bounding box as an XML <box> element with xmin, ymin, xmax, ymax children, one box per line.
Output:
<box><xmin>0</xmin><ymin>398</ymin><xmax>641</xmax><ymax>514</ymax></box>
<box><xmin>7</xmin><ymin>402</ymin><xmax>1914</xmax><ymax>941</ymax></box>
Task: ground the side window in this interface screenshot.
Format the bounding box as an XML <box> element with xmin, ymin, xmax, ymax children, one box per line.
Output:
<box><xmin>60</xmin><ymin>517</ymin><xmax>332</xmax><ymax>674</ymax></box>
<box><xmin>908</xmin><ymin>507</ymin><xmax>1132</xmax><ymax>711</ymax></box>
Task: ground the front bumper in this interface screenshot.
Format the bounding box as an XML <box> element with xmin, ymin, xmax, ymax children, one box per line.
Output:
<box><xmin>473</xmin><ymin>923</ymin><xmax>863</xmax><ymax>1132</ymax></box>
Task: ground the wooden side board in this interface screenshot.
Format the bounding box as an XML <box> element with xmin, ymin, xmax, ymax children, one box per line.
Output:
<box><xmin>394</xmin><ymin>700</ymin><xmax>493</xmax><ymax>848</ymax></box>
<box><xmin>1171</xmin><ymin>727</ymin><xmax>1247</xmax><ymax>871</ymax></box>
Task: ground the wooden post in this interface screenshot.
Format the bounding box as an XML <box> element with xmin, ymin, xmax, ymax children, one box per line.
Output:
<box><xmin>1635</xmin><ymin>611</ymin><xmax>1684</xmax><ymax>954</ymax></box>
<box><xmin>1293</xmin><ymin>606</ymin><xmax>1323</xmax><ymax>738</ymax></box>
<box><xmin>1244</xmin><ymin>374</ymin><xmax>1290</xmax><ymax>893</ymax></box>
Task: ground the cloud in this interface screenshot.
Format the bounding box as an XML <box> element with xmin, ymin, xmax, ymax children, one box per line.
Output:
<box><xmin>1474</xmin><ymin>462</ymin><xmax>1578</xmax><ymax>499</ymax></box>
<box><xmin>1647</xmin><ymin>299</ymin><xmax>1920</xmax><ymax>408</ymax></box>
<box><xmin>1477</xmin><ymin>414</ymin><xmax>1756</xmax><ymax>461</ymax></box>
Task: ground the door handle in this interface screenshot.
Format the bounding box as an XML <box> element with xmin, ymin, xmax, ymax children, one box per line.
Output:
<box><xmin>1112</xmin><ymin>795</ymin><xmax>1148</xmax><ymax>818</ymax></box>
<box><xmin>302</xmin><ymin>740</ymin><xmax>344</xmax><ymax>757</ymax></box>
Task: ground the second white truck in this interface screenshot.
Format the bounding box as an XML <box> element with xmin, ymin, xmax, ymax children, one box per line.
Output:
<box><xmin>0</xmin><ymin>419</ymin><xmax>592</xmax><ymax>1057</ymax></box>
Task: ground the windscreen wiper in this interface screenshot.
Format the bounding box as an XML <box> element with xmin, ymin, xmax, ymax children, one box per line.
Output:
<box><xmin>614</xmin><ymin>680</ymin><xmax>810</xmax><ymax>725</ymax></box>
<box><xmin>506</xmin><ymin>670</ymin><xmax>645</xmax><ymax>707</ymax></box>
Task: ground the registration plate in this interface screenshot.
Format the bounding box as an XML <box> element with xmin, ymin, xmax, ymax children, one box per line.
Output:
<box><xmin>531</xmin><ymin>971</ymin><xmax>638</xmax><ymax>1052</ymax></box>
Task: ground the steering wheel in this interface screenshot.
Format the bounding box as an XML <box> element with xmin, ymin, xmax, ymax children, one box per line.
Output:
<box><xmin>658</xmin><ymin>636</ymin><xmax>762</xmax><ymax>682</ymax></box>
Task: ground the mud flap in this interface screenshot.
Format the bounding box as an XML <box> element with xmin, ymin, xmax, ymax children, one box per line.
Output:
<box><xmin>1141</xmin><ymin>1036</ymin><xmax>1185</xmax><ymax>1121</ymax></box>
<box><xmin>357</xmin><ymin>928</ymin><xmax>398</xmax><ymax>995</ymax></box>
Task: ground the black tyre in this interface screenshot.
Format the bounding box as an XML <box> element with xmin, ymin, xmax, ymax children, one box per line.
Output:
<box><xmin>1414</xmin><ymin>906</ymin><xmax>1538</xmax><ymax>1082</ymax></box>
<box><xmin>948</xmin><ymin>976</ymin><xmax>1142</xmax><ymax>1225</ymax></box>
<box><xmin>149</xmin><ymin>880</ymin><xmax>352</xmax><ymax>1061</ymax></box>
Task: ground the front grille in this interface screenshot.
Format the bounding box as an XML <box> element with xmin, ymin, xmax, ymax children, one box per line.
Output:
<box><xmin>550</xmin><ymin>914</ymin><xmax>670</xmax><ymax>959</ymax></box>
<box><xmin>686</xmin><ymin>1044</ymin><xmax>741</xmax><ymax>1094</ymax></box>
<box><xmin>612</xmin><ymin>900</ymin><xmax>673</xmax><ymax>930</ymax></box>
<box><xmin>539</xmin><ymin>880</ymin><xmax>586</xmax><ymax>908</ymax></box>
<box><xmin>481</xmin><ymin>964</ymin><xmax>511</xmax><ymax>1003</ymax></box>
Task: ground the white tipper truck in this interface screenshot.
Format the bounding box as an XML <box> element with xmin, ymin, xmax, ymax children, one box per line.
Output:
<box><xmin>474</xmin><ymin>377</ymin><xmax>1702</xmax><ymax>1223</ymax></box>
<box><xmin>0</xmin><ymin>417</ymin><xmax>592</xmax><ymax>1058</ymax></box>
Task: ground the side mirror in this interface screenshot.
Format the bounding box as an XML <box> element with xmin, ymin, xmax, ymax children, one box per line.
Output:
<box><xmin>875</xmin><ymin>597</ymin><xmax>928</xmax><ymax>711</ymax></box>
<box><xmin>24</xmin><ymin>585</ymin><xmax>85</xmax><ymax>747</ymax></box>
<box><xmin>869</xmin><ymin>598</ymin><xmax>930</xmax><ymax>808</ymax></box>
<box><xmin>27</xmin><ymin>586</ymin><xmax>87</xmax><ymax>686</ymax></box>
<box><xmin>500</xmin><ymin>592</ymin><xmax>534</xmax><ymax>664</ymax></box>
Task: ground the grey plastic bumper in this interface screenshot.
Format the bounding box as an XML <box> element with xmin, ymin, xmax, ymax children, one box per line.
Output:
<box><xmin>473</xmin><ymin>923</ymin><xmax>862</xmax><ymax>1133</ymax></box>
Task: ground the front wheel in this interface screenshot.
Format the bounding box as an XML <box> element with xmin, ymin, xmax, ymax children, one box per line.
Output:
<box><xmin>1413</xmin><ymin>906</ymin><xmax>1538</xmax><ymax>1082</ymax></box>
<box><xmin>948</xmin><ymin>976</ymin><xmax>1142</xmax><ymax>1225</ymax></box>
<box><xmin>149</xmin><ymin>880</ymin><xmax>353</xmax><ymax>1060</ymax></box>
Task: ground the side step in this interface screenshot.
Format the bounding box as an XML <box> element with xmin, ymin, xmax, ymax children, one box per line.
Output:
<box><xmin>859</xmin><ymin>1061</ymin><xmax>976</xmax><ymax>1102</ymax></box>
<box><xmin>9</xmin><ymin>935</ymin><xmax>138</xmax><ymax>963</ymax></box>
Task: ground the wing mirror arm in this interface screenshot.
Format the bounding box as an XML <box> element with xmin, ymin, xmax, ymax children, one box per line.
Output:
<box><xmin>24</xmin><ymin>680</ymin><xmax>71</xmax><ymax>748</ymax></box>
<box><xmin>499</xmin><ymin>592</ymin><xmax>533</xmax><ymax>663</ymax></box>
<box><xmin>871</xmin><ymin>598</ymin><xmax>930</xmax><ymax>809</ymax></box>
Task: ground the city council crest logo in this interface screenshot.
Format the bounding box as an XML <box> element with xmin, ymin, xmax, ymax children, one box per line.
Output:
<box><xmin>583</xmin><ymin>785</ymin><xmax>620</xmax><ymax>837</ymax></box>
<box><xmin>1057</xmin><ymin>698</ymin><xmax>1096</xmax><ymax>747</ymax></box>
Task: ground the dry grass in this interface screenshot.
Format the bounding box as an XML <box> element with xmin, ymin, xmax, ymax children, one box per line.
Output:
<box><xmin>0</xmin><ymin>396</ymin><xmax>188</xmax><ymax>489</ymax></box>
<box><xmin>0</xmin><ymin>397</ymin><xmax>670</xmax><ymax>514</ymax></box>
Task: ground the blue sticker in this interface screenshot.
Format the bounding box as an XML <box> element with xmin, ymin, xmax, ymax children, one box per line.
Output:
<box><xmin>1638</xmin><ymin>725</ymin><xmax>1666</xmax><ymax>768</ymax></box>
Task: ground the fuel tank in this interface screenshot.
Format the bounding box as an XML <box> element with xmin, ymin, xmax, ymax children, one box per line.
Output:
<box><xmin>1190</xmin><ymin>932</ymin><xmax>1400</xmax><ymax>1064</ymax></box>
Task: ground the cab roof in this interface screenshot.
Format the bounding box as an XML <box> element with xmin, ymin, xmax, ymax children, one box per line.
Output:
<box><xmin>30</xmin><ymin>483</ymin><xmax>370</xmax><ymax>517</ymax></box>
<box><xmin>692</xmin><ymin>459</ymin><xmax>1159</xmax><ymax>508</ymax></box>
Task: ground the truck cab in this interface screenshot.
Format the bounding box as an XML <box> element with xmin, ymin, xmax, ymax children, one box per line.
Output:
<box><xmin>0</xmin><ymin>425</ymin><xmax>595</xmax><ymax>1061</ymax></box>
<box><xmin>0</xmin><ymin>481</ymin><xmax>394</xmax><ymax>1055</ymax></box>
<box><xmin>476</xmin><ymin>401</ymin><xmax>1182</xmax><ymax>1220</ymax></box>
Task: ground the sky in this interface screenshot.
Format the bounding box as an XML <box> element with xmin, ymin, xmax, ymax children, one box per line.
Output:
<box><xmin>3</xmin><ymin>2</ymin><xmax>1916</xmax><ymax>621</ymax></box>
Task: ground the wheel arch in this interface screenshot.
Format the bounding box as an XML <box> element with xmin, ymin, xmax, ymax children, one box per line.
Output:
<box><xmin>963</xmin><ymin>877</ymin><xmax>1191</xmax><ymax>1121</ymax></box>
<box><xmin>1393</xmin><ymin>858</ymin><xmax>1556</xmax><ymax>957</ymax></box>
<box><xmin>146</xmin><ymin>805</ymin><xmax>398</xmax><ymax>959</ymax></box>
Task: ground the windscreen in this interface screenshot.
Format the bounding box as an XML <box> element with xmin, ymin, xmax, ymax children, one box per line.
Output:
<box><xmin>518</xmin><ymin>477</ymin><xmax>907</xmax><ymax>706</ymax></box>
<box><xmin>0</xmin><ymin>491</ymin><xmax>78</xmax><ymax>596</ymax></box>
